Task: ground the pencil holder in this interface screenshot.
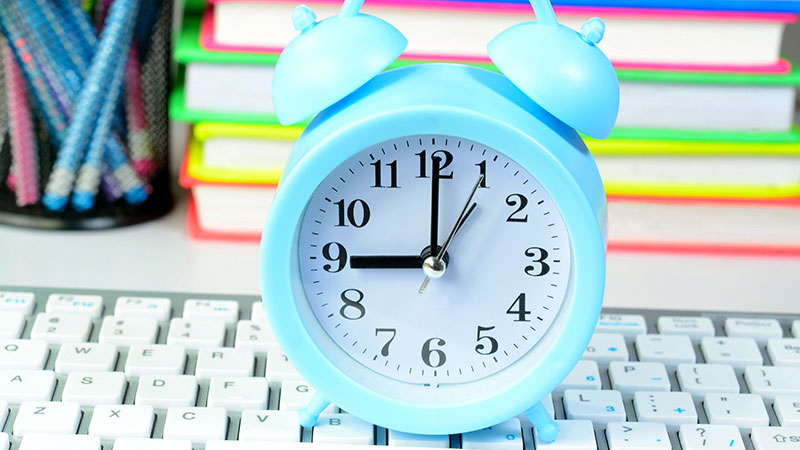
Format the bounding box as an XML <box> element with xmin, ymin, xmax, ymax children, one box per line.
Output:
<box><xmin>0</xmin><ymin>0</ymin><xmax>173</xmax><ymax>230</ymax></box>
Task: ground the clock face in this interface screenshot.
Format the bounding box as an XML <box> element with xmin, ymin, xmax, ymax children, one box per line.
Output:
<box><xmin>298</xmin><ymin>134</ymin><xmax>571</xmax><ymax>385</ymax></box>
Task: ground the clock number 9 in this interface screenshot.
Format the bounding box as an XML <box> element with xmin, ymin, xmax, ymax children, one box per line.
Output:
<box><xmin>506</xmin><ymin>194</ymin><xmax>529</xmax><ymax>223</ymax></box>
<box><xmin>321</xmin><ymin>242</ymin><xmax>347</xmax><ymax>273</ymax></box>
<box><xmin>339</xmin><ymin>288</ymin><xmax>366</xmax><ymax>320</ymax></box>
<box><xmin>475</xmin><ymin>326</ymin><xmax>498</xmax><ymax>355</ymax></box>
<box><xmin>421</xmin><ymin>337</ymin><xmax>447</xmax><ymax>368</ymax></box>
<box><xmin>524</xmin><ymin>247</ymin><xmax>550</xmax><ymax>276</ymax></box>
<box><xmin>334</xmin><ymin>199</ymin><xmax>370</xmax><ymax>228</ymax></box>
<box><xmin>415</xmin><ymin>150</ymin><xmax>453</xmax><ymax>178</ymax></box>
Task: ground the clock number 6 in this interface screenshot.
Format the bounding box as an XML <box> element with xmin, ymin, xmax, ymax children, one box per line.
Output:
<box><xmin>421</xmin><ymin>337</ymin><xmax>447</xmax><ymax>368</ymax></box>
<box><xmin>321</xmin><ymin>242</ymin><xmax>347</xmax><ymax>273</ymax></box>
<box><xmin>375</xmin><ymin>328</ymin><xmax>396</xmax><ymax>357</ymax></box>
<box><xmin>524</xmin><ymin>247</ymin><xmax>550</xmax><ymax>276</ymax></box>
<box><xmin>475</xmin><ymin>326</ymin><xmax>498</xmax><ymax>355</ymax></box>
<box><xmin>339</xmin><ymin>288</ymin><xmax>366</xmax><ymax>320</ymax></box>
<box><xmin>334</xmin><ymin>199</ymin><xmax>370</xmax><ymax>228</ymax></box>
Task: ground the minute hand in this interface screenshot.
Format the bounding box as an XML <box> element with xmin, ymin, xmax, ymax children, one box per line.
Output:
<box><xmin>418</xmin><ymin>174</ymin><xmax>483</xmax><ymax>294</ymax></box>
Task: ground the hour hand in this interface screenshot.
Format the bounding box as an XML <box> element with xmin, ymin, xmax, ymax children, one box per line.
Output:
<box><xmin>350</xmin><ymin>255</ymin><xmax>423</xmax><ymax>269</ymax></box>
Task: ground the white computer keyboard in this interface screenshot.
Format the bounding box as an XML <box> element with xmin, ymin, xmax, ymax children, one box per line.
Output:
<box><xmin>1</xmin><ymin>287</ymin><xmax>799</xmax><ymax>450</ymax></box>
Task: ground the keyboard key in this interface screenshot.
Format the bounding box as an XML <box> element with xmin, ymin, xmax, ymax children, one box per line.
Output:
<box><xmin>266</xmin><ymin>351</ymin><xmax>301</xmax><ymax>382</ymax></box>
<box><xmin>0</xmin><ymin>291</ymin><xmax>35</xmax><ymax>315</ymax></box>
<box><xmin>633</xmin><ymin>391</ymin><xmax>697</xmax><ymax>430</ymax></box>
<box><xmin>30</xmin><ymin>313</ymin><xmax>91</xmax><ymax>344</ymax></box>
<box><xmin>125</xmin><ymin>344</ymin><xmax>186</xmax><ymax>376</ymax></box>
<box><xmin>768</xmin><ymin>338</ymin><xmax>800</xmax><ymax>367</ymax></box>
<box><xmin>387</xmin><ymin>429</ymin><xmax>449</xmax><ymax>447</ymax></box>
<box><xmin>135</xmin><ymin>375</ymin><xmax>198</xmax><ymax>408</ymax></box>
<box><xmin>313</xmin><ymin>413</ymin><xmax>374</xmax><ymax>445</ymax></box>
<box><xmin>251</xmin><ymin>302</ymin><xmax>267</xmax><ymax>322</ymax></box>
<box><xmin>635</xmin><ymin>334</ymin><xmax>696</xmax><ymax>367</ymax></box>
<box><xmin>533</xmin><ymin>420</ymin><xmax>596</xmax><ymax>449</ymax></box>
<box><xmin>115</xmin><ymin>297</ymin><xmax>172</xmax><ymax>322</ymax></box>
<box><xmin>751</xmin><ymin>426</ymin><xmax>800</xmax><ymax>450</ymax></box>
<box><xmin>725</xmin><ymin>318</ymin><xmax>783</xmax><ymax>343</ymax></box>
<box><xmin>704</xmin><ymin>393</ymin><xmax>769</xmax><ymax>432</ymax></box>
<box><xmin>55</xmin><ymin>342</ymin><xmax>117</xmax><ymax>374</ymax></box>
<box><xmin>745</xmin><ymin>366</ymin><xmax>800</xmax><ymax>401</ymax></box>
<box><xmin>163</xmin><ymin>406</ymin><xmax>228</xmax><ymax>444</ymax></box>
<box><xmin>61</xmin><ymin>372</ymin><xmax>126</xmax><ymax>406</ymax></box>
<box><xmin>88</xmin><ymin>404</ymin><xmax>155</xmax><ymax>440</ymax></box>
<box><xmin>45</xmin><ymin>294</ymin><xmax>103</xmax><ymax>318</ymax></box>
<box><xmin>657</xmin><ymin>316</ymin><xmax>715</xmax><ymax>340</ymax></box>
<box><xmin>19</xmin><ymin>434</ymin><xmax>100</xmax><ymax>450</ymax></box>
<box><xmin>583</xmin><ymin>334</ymin><xmax>629</xmax><ymax>364</ymax></box>
<box><xmin>608</xmin><ymin>361</ymin><xmax>670</xmax><ymax>395</ymax></box>
<box><xmin>544</xmin><ymin>393</ymin><xmax>556</xmax><ymax>419</ymax></box>
<box><xmin>196</xmin><ymin>348</ymin><xmax>255</xmax><ymax>379</ymax></box>
<box><xmin>0</xmin><ymin>399</ymin><xmax>6</xmax><ymax>425</ymax></box>
<box><xmin>167</xmin><ymin>318</ymin><xmax>226</xmax><ymax>350</ymax></box>
<box><xmin>563</xmin><ymin>389</ymin><xmax>626</xmax><ymax>425</ymax></box>
<box><xmin>676</xmin><ymin>363</ymin><xmax>740</xmax><ymax>398</ymax></box>
<box><xmin>606</xmin><ymin>422</ymin><xmax>670</xmax><ymax>450</ymax></box>
<box><xmin>678</xmin><ymin>424</ymin><xmax>745</xmax><ymax>450</ymax></box>
<box><xmin>278</xmin><ymin>380</ymin><xmax>337</xmax><ymax>412</ymax></box>
<box><xmin>557</xmin><ymin>360</ymin><xmax>602</xmax><ymax>392</ymax></box>
<box><xmin>239</xmin><ymin>410</ymin><xmax>301</xmax><ymax>442</ymax></box>
<box><xmin>183</xmin><ymin>299</ymin><xmax>239</xmax><ymax>324</ymax></box>
<box><xmin>774</xmin><ymin>396</ymin><xmax>800</xmax><ymax>426</ymax></box>
<box><xmin>596</xmin><ymin>314</ymin><xmax>647</xmax><ymax>337</ymax></box>
<box><xmin>0</xmin><ymin>340</ymin><xmax>48</xmax><ymax>369</ymax></box>
<box><xmin>0</xmin><ymin>370</ymin><xmax>55</xmax><ymax>402</ymax></box>
<box><xmin>0</xmin><ymin>312</ymin><xmax>25</xmax><ymax>339</ymax></box>
<box><xmin>98</xmin><ymin>316</ymin><xmax>159</xmax><ymax>346</ymax></box>
<box><xmin>700</xmin><ymin>337</ymin><xmax>763</xmax><ymax>369</ymax></box>
<box><xmin>235</xmin><ymin>320</ymin><xmax>279</xmax><ymax>354</ymax></box>
<box><xmin>13</xmin><ymin>401</ymin><xmax>81</xmax><ymax>436</ymax></box>
<box><xmin>114</xmin><ymin>438</ymin><xmax>192</xmax><ymax>450</ymax></box>
<box><xmin>462</xmin><ymin>418</ymin><xmax>522</xmax><ymax>449</ymax></box>
<box><xmin>207</xmin><ymin>377</ymin><xmax>268</xmax><ymax>411</ymax></box>
<box><xmin>0</xmin><ymin>433</ymin><xmax>6</xmax><ymax>450</ymax></box>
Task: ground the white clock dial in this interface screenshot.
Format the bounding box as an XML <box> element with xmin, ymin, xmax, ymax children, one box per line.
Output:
<box><xmin>298</xmin><ymin>135</ymin><xmax>571</xmax><ymax>385</ymax></box>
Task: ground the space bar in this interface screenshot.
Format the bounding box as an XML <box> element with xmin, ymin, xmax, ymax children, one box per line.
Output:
<box><xmin>207</xmin><ymin>442</ymin><xmax>446</xmax><ymax>450</ymax></box>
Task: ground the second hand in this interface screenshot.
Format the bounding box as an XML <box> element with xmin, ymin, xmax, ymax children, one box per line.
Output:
<box><xmin>419</xmin><ymin>174</ymin><xmax>483</xmax><ymax>294</ymax></box>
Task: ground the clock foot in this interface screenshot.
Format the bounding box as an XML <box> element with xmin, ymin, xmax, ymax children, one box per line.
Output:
<box><xmin>525</xmin><ymin>401</ymin><xmax>559</xmax><ymax>443</ymax></box>
<box><xmin>298</xmin><ymin>392</ymin><xmax>332</xmax><ymax>427</ymax></box>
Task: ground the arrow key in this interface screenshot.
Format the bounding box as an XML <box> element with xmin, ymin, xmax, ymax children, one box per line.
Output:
<box><xmin>606</xmin><ymin>422</ymin><xmax>670</xmax><ymax>449</ymax></box>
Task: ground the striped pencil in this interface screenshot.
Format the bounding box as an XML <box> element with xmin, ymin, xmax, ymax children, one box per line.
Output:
<box><xmin>3</xmin><ymin>42</ymin><xmax>40</xmax><ymax>206</ymax></box>
<box><xmin>42</xmin><ymin>0</ymin><xmax>141</xmax><ymax>211</ymax></box>
<box><xmin>125</xmin><ymin>44</ymin><xmax>156</xmax><ymax>178</ymax></box>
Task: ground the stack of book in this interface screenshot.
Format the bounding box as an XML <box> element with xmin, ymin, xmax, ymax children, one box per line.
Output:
<box><xmin>172</xmin><ymin>0</ymin><xmax>800</xmax><ymax>256</ymax></box>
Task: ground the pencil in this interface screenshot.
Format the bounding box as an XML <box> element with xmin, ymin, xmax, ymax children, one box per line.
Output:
<box><xmin>4</xmin><ymin>42</ymin><xmax>39</xmax><ymax>206</ymax></box>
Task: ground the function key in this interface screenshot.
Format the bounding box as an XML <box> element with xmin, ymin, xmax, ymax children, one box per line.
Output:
<box><xmin>596</xmin><ymin>314</ymin><xmax>647</xmax><ymax>337</ymax></box>
<box><xmin>0</xmin><ymin>291</ymin><xmax>35</xmax><ymax>315</ymax></box>
<box><xmin>183</xmin><ymin>299</ymin><xmax>239</xmax><ymax>324</ymax></box>
<box><xmin>657</xmin><ymin>316</ymin><xmax>715</xmax><ymax>339</ymax></box>
<box><xmin>45</xmin><ymin>294</ymin><xmax>103</xmax><ymax>318</ymax></box>
<box><xmin>115</xmin><ymin>296</ymin><xmax>172</xmax><ymax>322</ymax></box>
<box><xmin>725</xmin><ymin>318</ymin><xmax>783</xmax><ymax>343</ymax></box>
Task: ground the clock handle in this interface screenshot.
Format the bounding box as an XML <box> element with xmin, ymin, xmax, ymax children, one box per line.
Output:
<box><xmin>529</xmin><ymin>0</ymin><xmax>558</xmax><ymax>26</ymax></box>
<box><xmin>298</xmin><ymin>392</ymin><xmax>332</xmax><ymax>428</ymax></box>
<box><xmin>525</xmin><ymin>401</ymin><xmax>560</xmax><ymax>443</ymax></box>
<box><xmin>339</xmin><ymin>0</ymin><xmax>364</xmax><ymax>17</ymax></box>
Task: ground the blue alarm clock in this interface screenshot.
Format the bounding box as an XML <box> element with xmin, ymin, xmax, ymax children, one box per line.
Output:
<box><xmin>260</xmin><ymin>0</ymin><xmax>619</xmax><ymax>443</ymax></box>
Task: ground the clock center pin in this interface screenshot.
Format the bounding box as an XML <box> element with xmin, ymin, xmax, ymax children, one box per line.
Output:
<box><xmin>422</xmin><ymin>256</ymin><xmax>446</xmax><ymax>279</ymax></box>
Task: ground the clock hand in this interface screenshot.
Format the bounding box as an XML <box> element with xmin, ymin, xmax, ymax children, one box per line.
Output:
<box><xmin>418</xmin><ymin>174</ymin><xmax>483</xmax><ymax>294</ymax></box>
<box><xmin>350</xmin><ymin>255</ymin><xmax>423</xmax><ymax>269</ymax></box>
<box><xmin>429</xmin><ymin>156</ymin><xmax>442</xmax><ymax>256</ymax></box>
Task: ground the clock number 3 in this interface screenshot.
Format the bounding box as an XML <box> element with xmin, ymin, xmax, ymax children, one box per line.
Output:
<box><xmin>339</xmin><ymin>288</ymin><xmax>366</xmax><ymax>320</ymax></box>
<box><xmin>524</xmin><ymin>247</ymin><xmax>550</xmax><ymax>276</ymax></box>
<box><xmin>375</xmin><ymin>328</ymin><xmax>397</xmax><ymax>357</ymax></box>
<box><xmin>421</xmin><ymin>337</ymin><xmax>447</xmax><ymax>368</ymax></box>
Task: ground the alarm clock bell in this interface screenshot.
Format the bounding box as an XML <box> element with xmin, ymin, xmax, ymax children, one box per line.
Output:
<box><xmin>272</xmin><ymin>0</ymin><xmax>619</xmax><ymax>139</ymax></box>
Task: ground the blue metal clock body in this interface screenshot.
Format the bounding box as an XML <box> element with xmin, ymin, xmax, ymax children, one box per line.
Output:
<box><xmin>260</xmin><ymin>0</ymin><xmax>619</xmax><ymax>442</ymax></box>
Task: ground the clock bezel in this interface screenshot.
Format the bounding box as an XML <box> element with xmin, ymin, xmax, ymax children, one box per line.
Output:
<box><xmin>261</xmin><ymin>64</ymin><xmax>606</xmax><ymax>434</ymax></box>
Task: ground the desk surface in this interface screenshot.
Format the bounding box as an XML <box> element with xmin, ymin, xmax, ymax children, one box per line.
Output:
<box><xmin>1</xmin><ymin>192</ymin><xmax>798</xmax><ymax>313</ymax></box>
